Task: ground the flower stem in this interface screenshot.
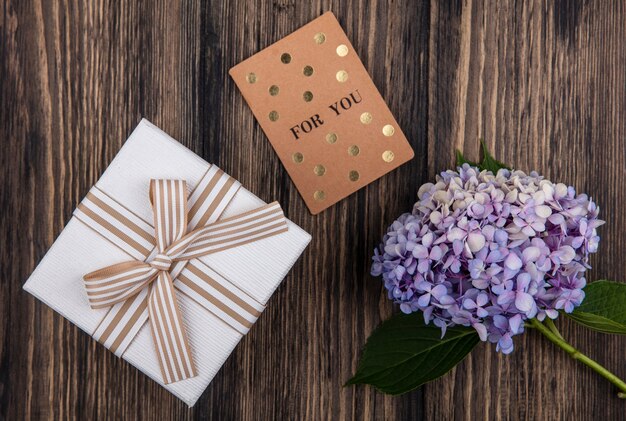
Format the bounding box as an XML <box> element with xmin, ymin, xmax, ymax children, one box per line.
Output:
<box><xmin>530</xmin><ymin>318</ymin><xmax>626</xmax><ymax>398</ymax></box>
<box><xmin>544</xmin><ymin>318</ymin><xmax>565</xmax><ymax>341</ymax></box>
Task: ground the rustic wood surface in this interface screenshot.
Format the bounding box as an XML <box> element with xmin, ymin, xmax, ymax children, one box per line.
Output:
<box><xmin>1</xmin><ymin>0</ymin><xmax>625</xmax><ymax>419</ymax></box>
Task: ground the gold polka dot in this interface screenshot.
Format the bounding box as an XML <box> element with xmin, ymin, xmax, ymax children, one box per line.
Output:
<box><xmin>269</xmin><ymin>111</ymin><xmax>279</xmax><ymax>121</ymax></box>
<box><xmin>360</xmin><ymin>112</ymin><xmax>373</xmax><ymax>124</ymax></box>
<box><xmin>246</xmin><ymin>73</ymin><xmax>257</xmax><ymax>83</ymax></box>
<box><xmin>281</xmin><ymin>53</ymin><xmax>292</xmax><ymax>64</ymax></box>
<box><xmin>292</xmin><ymin>152</ymin><xmax>303</xmax><ymax>163</ymax></box>
<box><xmin>269</xmin><ymin>85</ymin><xmax>279</xmax><ymax>96</ymax></box>
<box><xmin>336</xmin><ymin>44</ymin><xmax>349</xmax><ymax>57</ymax></box>
<box><xmin>382</xmin><ymin>124</ymin><xmax>395</xmax><ymax>136</ymax></box>
<box><xmin>349</xmin><ymin>170</ymin><xmax>360</xmax><ymax>181</ymax></box>
<box><xmin>336</xmin><ymin>70</ymin><xmax>348</xmax><ymax>82</ymax></box>
<box><xmin>303</xmin><ymin>91</ymin><xmax>313</xmax><ymax>102</ymax></box>
<box><xmin>314</xmin><ymin>164</ymin><xmax>326</xmax><ymax>176</ymax></box>
<box><xmin>382</xmin><ymin>150</ymin><xmax>395</xmax><ymax>162</ymax></box>
<box><xmin>314</xmin><ymin>32</ymin><xmax>326</xmax><ymax>44</ymax></box>
<box><xmin>303</xmin><ymin>65</ymin><xmax>314</xmax><ymax>76</ymax></box>
<box><xmin>313</xmin><ymin>190</ymin><xmax>326</xmax><ymax>201</ymax></box>
<box><xmin>348</xmin><ymin>145</ymin><xmax>360</xmax><ymax>156</ymax></box>
<box><xmin>326</xmin><ymin>132</ymin><xmax>337</xmax><ymax>144</ymax></box>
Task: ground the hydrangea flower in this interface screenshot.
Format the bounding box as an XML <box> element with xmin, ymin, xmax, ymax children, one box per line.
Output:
<box><xmin>371</xmin><ymin>165</ymin><xmax>603</xmax><ymax>353</ymax></box>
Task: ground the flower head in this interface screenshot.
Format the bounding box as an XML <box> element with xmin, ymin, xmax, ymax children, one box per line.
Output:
<box><xmin>371</xmin><ymin>165</ymin><xmax>603</xmax><ymax>352</ymax></box>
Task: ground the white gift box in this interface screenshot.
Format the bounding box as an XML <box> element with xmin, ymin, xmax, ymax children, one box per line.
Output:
<box><xmin>23</xmin><ymin>119</ymin><xmax>311</xmax><ymax>406</ymax></box>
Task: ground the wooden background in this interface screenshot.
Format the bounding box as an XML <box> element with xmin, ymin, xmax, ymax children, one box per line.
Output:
<box><xmin>2</xmin><ymin>0</ymin><xmax>625</xmax><ymax>419</ymax></box>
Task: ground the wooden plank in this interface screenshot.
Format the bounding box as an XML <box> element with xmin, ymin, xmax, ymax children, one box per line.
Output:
<box><xmin>1</xmin><ymin>0</ymin><xmax>625</xmax><ymax>419</ymax></box>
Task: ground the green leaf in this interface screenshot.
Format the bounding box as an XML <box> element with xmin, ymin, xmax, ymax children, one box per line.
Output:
<box><xmin>456</xmin><ymin>140</ymin><xmax>510</xmax><ymax>173</ymax></box>
<box><xmin>566</xmin><ymin>280</ymin><xmax>626</xmax><ymax>335</ymax></box>
<box><xmin>478</xmin><ymin>140</ymin><xmax>510</xmax><ymax>173</ymax></box>
<box><xmin>455</xmin><ymin>149</ymin><xmax>477</xmax><ymax>167</ymax></box>
<box><xmin>346</xmin><ymin>313</ymin><xmax>480</xmax><ymax>395</ymax></box>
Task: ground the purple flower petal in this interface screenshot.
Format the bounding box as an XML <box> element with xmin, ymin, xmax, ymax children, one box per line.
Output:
<box><xmin>447</xmin><ymin>227</ymin><xmax>466</xmax><ymax>242</ymax></box>
<box><xmin>463</xmin><ymin>299</ymin><xmax>477</xmax><ymax>310</ymax></box>
<box><xmin>522</xmin><ymin>246</ymin><xmax>541</xmax><ymax>262</ymax></box>
<box><xmin>453</xmin><ymin>239</ymin><xmax>464</xmax><ymax>255</ymax></box>
<box><xmin>467</xmin><ymin>232</ymin><xmax>486</xmax><ymax>252</ymax></box>
<box><xmin>473</xmin><ymin>323</ymin><xmax>488</xmax><ymax>341</ymax></box>
<box><xmin>430</xmin><ymin>284</ymin><xmax>448</xmax><ymax>299</ymax></box>
<box><xmin>430</xmin><ymin>245</ymin><xmax>444</xmax><ymax>261</ymax></box>
<box><xmin>417</xmin><ymin>294</ymin><xmax>431</xmax><ymax>307</ymax></box>
<box><xmin>399</xmin><ymin>303</ymin><xmax>413</xmax><ymax>314</ymax></box>
<box><xmin>535</xmin><ymin>205</ymin><xmax>552</xmax><ymax>218</ymax></box>
<box><xmin>497</xmin><ymin>334</ymin><xmax>514</xmax><ymax>354</ymax></box>
<box><xmin>476</xmin><ymin>293</ymin><xmax>489</xmax><ymax>307</ymax></box>
<box><xmin>472</xmin><ymin>278</ymin><xmax>490</xmax><ymax>289</ymax></box>
<box><xmin>412</xmin><ymin>244</ymin><xmax>429</xmax><ymax>259</ymax></box>
<box><xmin>515</xmin><ymin>292</ymin><xmax>534</xmax><ymax>312</ymax></box>
<box><xmin>548</xmin><ymin>213</ymin><xmax>565</xmax><ymax>225</ymax></box>
<box><xmin>505</xmin><ymin>253</ymin><xmax>523</xmax><ymax>271</ymax></box>
<box><xmin>438</xmin><ymin>295</ymin><xmax>456</xmax><ymax>306</ymax></box>
<box><xmin>497</xmin><ymin>291</ymin><xmax>516</xmax><ymax>305</ymax></box>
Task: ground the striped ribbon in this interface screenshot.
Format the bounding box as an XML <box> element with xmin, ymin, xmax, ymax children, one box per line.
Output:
<box><xmin>75</xmin><ymin>166</ymin><xmax>288</xmax><ymax>384</ymax></box>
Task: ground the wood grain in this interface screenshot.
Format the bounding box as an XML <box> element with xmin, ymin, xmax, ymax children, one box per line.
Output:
<box><xmin>1</xmin><ymin>0</ymin><xmax>624</xmax><ymax>419</ymax></box>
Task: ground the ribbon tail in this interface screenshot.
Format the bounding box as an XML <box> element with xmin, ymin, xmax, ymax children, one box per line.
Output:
<box><xmin>147</xmin><ymin>271</ymin><xmax>196</xmax><ymax>384</ymax></box>
<box><xmin>92</xmin><ymin>287</ymin><xmax>150</xmax><ymax>356</ymax></box>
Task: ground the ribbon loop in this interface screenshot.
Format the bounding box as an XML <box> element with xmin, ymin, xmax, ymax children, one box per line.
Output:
<box><xmin>83</xmin><ymin>177</ymin><xmax>289</xmax><ymax>384</ymax></box>
<box><xmin>150</xmin><ymin>179</ymin><xmax>188</xmax><ymax>252</ymax></box>
<box><xmin>84</xmin><ymin>261</ymin><xmax>157</xmax><ymax>309</ymax></box>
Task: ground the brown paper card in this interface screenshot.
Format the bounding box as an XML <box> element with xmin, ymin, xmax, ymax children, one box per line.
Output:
<box><xmin>230</xmin><ymin>12</ymin><xmax>414</xmax><ymax>214</ymax></box>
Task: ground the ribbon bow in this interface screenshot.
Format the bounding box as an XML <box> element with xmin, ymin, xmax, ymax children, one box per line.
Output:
<box><xmin>83</xmin><ymin>179</ymin><xmax>288</xmax><ymax>384</ymax></box>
